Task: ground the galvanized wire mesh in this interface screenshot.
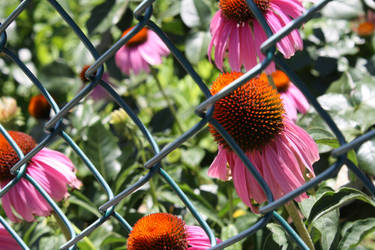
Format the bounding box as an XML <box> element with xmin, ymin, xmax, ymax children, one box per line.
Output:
<box><xmin>0</xmin><ymin>0</ymin><xmax>374</xmax><ymax>249</ymax></box>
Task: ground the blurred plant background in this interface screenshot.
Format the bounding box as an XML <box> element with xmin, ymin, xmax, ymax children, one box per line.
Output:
<box><xmin>1</xmin><ymin>0</ymin><xmax>375</xmax><ymax>249</ymax></box>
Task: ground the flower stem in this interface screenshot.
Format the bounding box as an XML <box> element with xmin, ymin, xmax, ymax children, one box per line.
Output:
<box><xmin>52</xmin><ymin>211</ymin><xmax>70</xmax><ymax>240</ymax></box>
<box><xmin>151</xmin><ymin>69</ymin><xmax>183</xmax><ymax>133</ymax></box>
<box><xmin>227</xmin><ymin>183</ymin><xmax>234</xmax><ymax>222</ymax></box>
<box><xmin>284</xmin><ymin>201</ymin><xmax>315</xmax><ymax>250</ymax></box>
<box><xmin>149</xmin><ymin>177</ymin><xmax>160</xmax><ymax>209</ymax></box>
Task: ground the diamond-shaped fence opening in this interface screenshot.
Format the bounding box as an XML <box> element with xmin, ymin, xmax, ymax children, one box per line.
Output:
<box><xmin>0</xmin><ymin>0</ymin><xmax>374</xmax><ymax>249</ymax></box>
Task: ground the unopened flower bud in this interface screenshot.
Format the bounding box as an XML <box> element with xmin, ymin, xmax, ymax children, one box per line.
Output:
<box><xmin>0</xmin><ymin>97</ymin><xmax>23</xmax><ymax>128</ymax></box>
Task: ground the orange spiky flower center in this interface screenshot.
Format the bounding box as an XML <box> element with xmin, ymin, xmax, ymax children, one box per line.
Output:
<box><xmin>28</xmin><ymin>94</ymin><xmax>51</xmax><ymax>119</ymax></box>
<box><xmin>259</xmin><ymin>70</ymin><xmax>291</xmax><ymax>93</ymax></box>
<box><xmin>356</xmin><ymin>21</ymin><xmax>375</xmax><ymax>36</ymax></box>
<box><xmin>127</xmin><ymin>213</ymin><xmax>188</xmax><ymax>250</ymax></box>
<box><xmin>219</xmin><ymin>0</ymin><xmax>269</xmax><ymax>23</ymax></box>
<box><xmin>209</xmin><ymin>72</ymin><xmax>284</xmax><ymax>152</ymax></box>
<box><xmin>122</xmin><ymin>27</ymin><xmax>148</xmax><ymax>48</ymax></box>
<box><xmin>0</xmin><ymin>131</ymin><xmax>36</xmax><ymax>181</ymax></box>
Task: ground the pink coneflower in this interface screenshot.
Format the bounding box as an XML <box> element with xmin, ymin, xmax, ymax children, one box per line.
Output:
<box><xmin>115</xmin><ymin>27</ymin><xmax>169</xmax><ymax>75</ymax></box>
<box><xmin>0</xmin><ymin>224</ymin><xmax>21</xmax><ymax>250</ymax></box>
<box><xmin>80</xmin><ymin>65</ymin><xmax>113</xmax><ymax>100</ymax></box>
<box><xmin>127</xmin><ymin>213</ymin><xmax>221</xmax><ymax>249</ymax></box>
<box><xmin>0</xmin><ymin>131</ymin><xmax>81</xmax><ymax>222</ymax></box>
<box><xmin>208</xmin><ymin>72</ymin><xmax>319</xmax><ymax>212</ymax></box>
<box><xmin>208</xmin><ymin>0</ymin><xmax>307</xmax><ymax>73</ymax></box>
<box><xmin>259</xmin><ymin>70</ymin><xmax>308</xmax><ymax>122</ymax></box>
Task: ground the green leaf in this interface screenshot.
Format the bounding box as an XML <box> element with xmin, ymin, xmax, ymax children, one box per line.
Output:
<box><xmin>313</xmin><ymin>209</ymin><xmax>339</xmax><ymax>250</ymax></box>
<box><xmin>339</xmin><ymin>218</ymin><xmax>375</xmax><ymax>250</ymax></box>
<box><xmin>221</xmin><ymin>224</ymin><xmax>242</xmax><ymax>250</ymax></box>
<box><xmin>180</xmin><ymin>0</ymin><xmax>211</xmax><ymax>28</ymax></box>
<box><xmin>181</xmin><ymin>147</ymin><xmax>205</xmax><ymax>166</ymax></box>
<box><xmin>327</xmin><ymin>72</ymin><xmax>353</xmax><ymax>95</ymax></box>
<box><xmin>299</xmin><ymin>196</ymin><xmax>316</xmax><ymax>219</ymax></box>
<box><xmin>101</xmin><ymin>235</ymin><xmax>127</xmax><ymax>247</ymax></box>
<box><xmin>307</xmin><ymin>127</ymin><xmax>358</xmax><ymax>164</ymax></box>
<box><xmin>185</xmin><ymin>31</ymin><xmax>210</xmax><ymax>64</ymax></box>
<box><xmin>317</xmin><ymin>93</ymin><xmax>353</xmax><ymax>114</ymax></box>
<box><xmin>84</xmin><ymin>122</ymin><xmax>122</xmax><ymax>180</ymax></box>
<box><xmin>39</xmin><ymin>234</ymin><xmax>66</xmax><ymax>250</ymax></box>
<box><xmin>309</xmin><ymin>127</ymin><xmax>339</xmax><ymax>152</ymax></box>
<box><xmin>193</xmin><ymin>0</ymin><xmax>211</xmax><ymax>28</ymax></box>
<box><xmin>265</xmin><ymin>223</ymin><xmax>289</xmax><ymax>250</ymax></box>
<box><xmin>307</xmin><ymin>187</ymin><xmax>375</xmax><ymax>224</ymax></box>
<box><xmin>357</xmin><ymin>140</ymin><xmax>375</xmax><ymax>176</ymax></box>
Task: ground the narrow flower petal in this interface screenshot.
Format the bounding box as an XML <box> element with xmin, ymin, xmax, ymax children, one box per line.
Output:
<box><xmin>186</xmin><ymin>225</ymin><xmax>222</xmax><ymax>249</ymax></box>
<box><xmin>115</xmin><ymin>28</ymin><xmax>169</xmax><ymax>75</ymax></box>
<box><xmin>253</xmin><ymin>21</ymin><xmax>276</xmax><ymax>73</ymax></box>
<box><xmin>287</xmin><ymin>83</ymin><xmax>309</xmax><ymax>114</ymax></box>
<box><xmin>281</xmin><ymin>94</ymin><xmax>298</xmax><ymax>122</ymax></box>
<box><xmin>239</xmin><ymin>24</ymin><xmax>257</xmax><ymax>70</ymax></box>
<box><xmin>209</xmin><ymin>0</ymin><xmax>307</xmax><ymax>72</ymax></box>
<box><xmin>228</xmin><ymin>25</ymin><xmax>241</xmax><ymax>71</ymax></box>
<box><xmin>208</xmin><ymin>145</ymin><xmax>231</xmax><ymax>181</ymax></box>
<box><xmin>0</xmin><ymin>225</ymin><xmax>22</xmax><ymax>250</ymax></box>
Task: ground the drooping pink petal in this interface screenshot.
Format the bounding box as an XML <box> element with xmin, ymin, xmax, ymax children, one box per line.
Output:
<box><xmin>228</xmin><ymin>24</ymin><xmax>241</xmax><ymax>71</ymax></box>
<box><xmin>148</xmin><ymin>30</ymin><xmax>170</xmax><ymax>56</ymax></box>
<box><xmin>239</xmin><ymin>24</ymin><xmax>257</xmax><ymax>71</ymax></box>
<box><xmin>0</xmin><ymin>148</ymin><xmax>80</xmax><ymax>222</ymax></box>
<box><xmin>208</xmin><ymin>145</ymin><xmax>231</xmax><ymax>181</ymax></box>
<box><xmin>269</xmin><ymin>3</ymin><xmax>303</xmax><ymax>53</ymax></box>
<box><xmin>186</xmin><ymin>225</ymin><xmax>222</xmax><ymax>249</ymax></box>
<box><xmin>210</xmin><ymin>10</ymin><xmax>223</xmax><ymax>35</ymax></box>
<box><xmin>215</xmin><ymin>18</ymin><xmax>234</xmax><ymax>71</ymax></box>
<box><xmin>283</xmin><ymin>120</ymin><xmax>319</xmax><ymax>174</ymax></box>
<box><xmin>265</xmin><ymin>11</ymin><xmax>294</xmax><ymax>58</ymax></box>
<box><xmin>287</xmin><ymin>83</ymin><xmax>309</xmax><ymax>114</ymax></box>
<box><xmin>240</xmin><ymin>152</ymin><xmax>267</xmax><ymax>203</ymax></box>
<box><xmin>138</xmin><ymin>43</ymin><xmax>163</xmax><ymax>65</ymax></box>
<box><xmin>281</xmin><ymin>93</ymin><xmax>298</xmax><ymax>122</ymax></box>
<box><xmin>0</xmin><ymin>224</ymin><xmax>22</xmax><ymax>250</ymax></box>
<box><xmin>263</xmin><ymin>140</ymin><xmax>307</xmax><ymax>201</ymax></box>
<box><xmin>115</xmin><ymin>46</ymin><xmax>132</xmax><ymax>75</ymax></box>
<box><xmin>252</xmin><ymin>21</ymin><xmax>276</xmax><ymax>73</ymax></box>
<box><xmin>2</xmin><ymin>178</ymin><xmax>51</xmax><ymax>222</ymax></box>
<box><xmin>272</xmin><ymin>0</ymin><xmax>304</xmax><ymax>18</ymax></box>
<box><xmin>129</xmin><ymin>48</ymin><xmax>147</xmax><ymax>74</ymax></box>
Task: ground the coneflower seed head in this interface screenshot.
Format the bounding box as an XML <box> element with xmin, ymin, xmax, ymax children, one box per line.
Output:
<box><xmin>127</xmin><ymin>213</ymin><xmax>188</xmax><ymax>250</ymax></box>
<box><xmin>0</xmin><ymin>131</ymin><xmax>36</xmax><ymax>181</ymax></box>
<box><xmin>122</xmin><ymin>27</ymin><xmax>148</xmax><ymax>48</ymax></box>
<box><xmin>209</xmin><ymin>72</ymin><xmax>284</xmax><ymax>152</ymax></box>
<box><xmin>259</xmin><ymin>70</ymin><xmax>291</xmax><ymax>93</ymax></box>
<box><xmin>219</xmin><ymin>0</ymin><xmax>269</xmax><ymax>23</ymax></box>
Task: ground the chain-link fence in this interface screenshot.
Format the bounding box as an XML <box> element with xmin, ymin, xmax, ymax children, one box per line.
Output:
<box><xmin>0</xmin><ymin>0</ymin><xmax>375</xmax><ymax>249</ymax></box>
